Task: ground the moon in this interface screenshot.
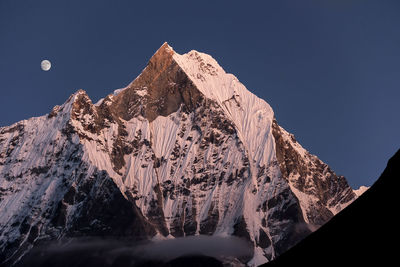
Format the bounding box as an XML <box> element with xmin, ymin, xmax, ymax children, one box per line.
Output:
<box><xmin>41</xmin><ymin>60</ymin><xmax>51</xmax><ymax>71</ymax></box>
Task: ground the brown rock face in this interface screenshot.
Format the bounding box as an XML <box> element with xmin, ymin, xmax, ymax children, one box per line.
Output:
<box><xmin>109</xmin><ymin>42</ymin><xmax>203</xmax><ymax>122</ymax></box>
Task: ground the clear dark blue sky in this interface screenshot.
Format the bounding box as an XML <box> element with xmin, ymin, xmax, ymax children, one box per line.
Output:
<box><xmin>1</xmin><ymin>0</ymin><xmax>399</xmax><ymax>188</ymax></box>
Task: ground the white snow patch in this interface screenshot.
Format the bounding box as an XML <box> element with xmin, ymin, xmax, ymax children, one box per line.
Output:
<box><xmin>248</xmin><ymin>246</ymin><xmax>268</xmax><ymax>266</ymax></box>
<box><xmin>354</xmin><ymin>185</ymin><xmax>369</xmax><ymax>197</ymax></box>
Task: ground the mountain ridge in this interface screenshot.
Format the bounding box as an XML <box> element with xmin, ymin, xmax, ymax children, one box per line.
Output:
<box><xmin>265</xmin><ymin>149</ymin><xmax>399</xmax><ymax>266</ymax></box>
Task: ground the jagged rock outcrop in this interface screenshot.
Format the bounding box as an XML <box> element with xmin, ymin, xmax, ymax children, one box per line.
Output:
<box><xmin>0</xmin><ymin>42</ymin><xmax>357</xmax><ymax>266</ymax></box>
<box><xmin>272</xmin><ymin>119</ymin><xmax>355</xmax><ymax>226</ymax></box>
<box><xmin>265</xmin><ymin>150</ymin><xmax>400</xmax><ymax>266</ymax></box>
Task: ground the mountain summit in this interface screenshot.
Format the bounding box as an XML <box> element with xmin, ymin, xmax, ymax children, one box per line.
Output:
<box><xmin>0</xmin><ymin>43</ymin><xmax>356</xmax><ymax>266</ymax></box>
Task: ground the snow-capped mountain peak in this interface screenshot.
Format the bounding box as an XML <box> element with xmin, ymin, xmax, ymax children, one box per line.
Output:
<box><xmin>0</xmin><ymin>43</ymin><xmax>358</xmax><ymax>266</ymax></box>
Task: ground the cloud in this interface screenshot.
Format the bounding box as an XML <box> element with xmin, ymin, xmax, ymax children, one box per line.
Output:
<box><xmin>17</xmin><ymin>235</ymin><xmax>253</xmax><ymax>267</ymax></box>
<box><xmin>131</xmin><ymin>235</ymin><xmax>252</xmax><ymax>261</ymax></box>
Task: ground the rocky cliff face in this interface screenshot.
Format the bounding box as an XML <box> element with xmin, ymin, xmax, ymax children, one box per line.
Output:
<box><xmin>0</xmin><ymin>43</ymin><xmax>356</xmax><ymax>266</ymax></box>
